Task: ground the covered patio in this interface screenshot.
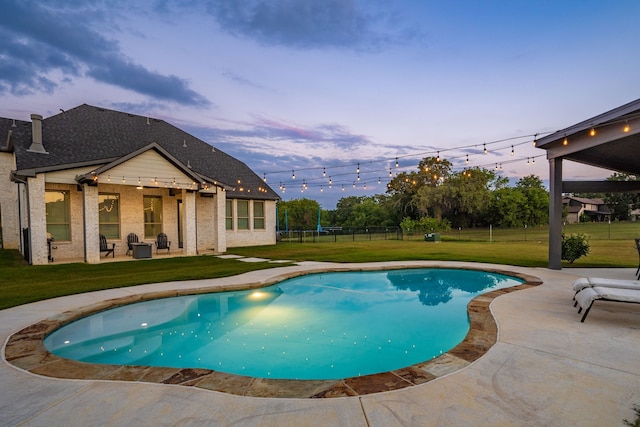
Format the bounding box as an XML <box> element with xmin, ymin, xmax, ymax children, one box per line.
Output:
<box><xmin>536</xmin><ymin>98</ymin><xmax>640</xmax><ymax>269</ymax></box>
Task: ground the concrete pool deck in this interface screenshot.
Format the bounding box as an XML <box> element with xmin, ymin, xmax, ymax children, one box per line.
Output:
<box><xmin>1</xmin><ymin>261</ymin><xmax>640</xmax><ymax>426</ymax></box>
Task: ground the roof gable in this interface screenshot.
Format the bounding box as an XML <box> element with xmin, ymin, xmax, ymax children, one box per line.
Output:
<box><xmin>6</xmin><ymin>104</ymin><xmax>278</xmax><ymax>199</ymax></box>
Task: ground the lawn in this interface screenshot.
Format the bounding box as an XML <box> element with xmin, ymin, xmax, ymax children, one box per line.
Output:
<box><xmin>2</xmin><ymin>222</ymin><xmax>638</xmax><ymax>310</ymax></box>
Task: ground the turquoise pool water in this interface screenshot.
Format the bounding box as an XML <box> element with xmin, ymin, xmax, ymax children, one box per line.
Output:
<box><xmin>44</xmin><ymin>268</ymin><xmax>523</xmax><ymax>380</ymax></box>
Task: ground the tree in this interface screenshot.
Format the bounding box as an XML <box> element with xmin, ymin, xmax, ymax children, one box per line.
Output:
<box><xmin>604</xmin><ymin>173</ymin><xmax>640</xmax><ymax>220</ymax></box>
<box><xmin>277</xmin><ymin>198</ymin><xmax>320</xmax><ymax>230</ymax></box>
<box><xmin>515</xmin><ymin>175</ymin><xmax>549</xmax><ymax>226</ymax></box>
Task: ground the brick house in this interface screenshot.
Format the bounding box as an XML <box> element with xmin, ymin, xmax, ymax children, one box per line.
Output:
<box><xmin>0</xmin><ymin>105</ymin><xmax>280</xmax><ymax>264</ymax></box>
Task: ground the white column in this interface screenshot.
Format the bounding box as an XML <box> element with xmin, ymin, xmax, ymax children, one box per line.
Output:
<box><xmin>27</xmin><ymin>174</ymin><xmax>47</xmax><ymax>265</ymax></box>
<box><xmin>83</xmin><ymin>184</ymin><xmax>100</xmax><ymax>263</ymax></box>
<box><xmin>215</xmin><ymin>190</ymin><xmax>227</xmax><ymax>253</ymax></box>
<box><xmin>183</xmin><ymin>189</ymin><xmax>197</xmax><ymax>256</ymax></box>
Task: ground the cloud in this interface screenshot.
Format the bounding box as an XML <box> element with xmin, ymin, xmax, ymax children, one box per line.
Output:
<box><xmin>205</xmin><ymin>0</ymin><xmax>423</xmax><ymax>51</ymax></box>
<box><xmin>0</xmin><ymin>0</ymin><xmax>210</xmax><ymax>106</ymax></box>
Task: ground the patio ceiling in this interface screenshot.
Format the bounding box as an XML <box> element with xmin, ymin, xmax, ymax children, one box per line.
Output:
<box><xmin>536</xmin><ymin>98</ymin><xmax>640</xmax><ymax>177</ymax></box>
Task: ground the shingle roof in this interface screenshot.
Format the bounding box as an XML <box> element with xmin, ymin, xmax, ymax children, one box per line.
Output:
<box><xmin>3</xmin><ymin>104</ymin><xmax>278</xmax><ymax>200</ymax></box>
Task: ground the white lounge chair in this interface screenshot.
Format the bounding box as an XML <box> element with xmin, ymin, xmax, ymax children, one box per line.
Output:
<box><xmin>572</xmin><ymin>277</ymin><xmax>640</xmax><ymax>295</ymax></box>
<box><xmin>574</xmin><ymin>286</ymin><xmax>640</xmax><ymax>322</ymax></box>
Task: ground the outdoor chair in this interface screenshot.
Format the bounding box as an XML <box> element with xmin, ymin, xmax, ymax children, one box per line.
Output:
<box><xmin>155</xmin><ymin>233</ymin><xmax>171</xmax><ymax>255</ymax></box>
<box><xmin>99</xmin><ymin>234</ymin><xmax>115</xmax><ymax>258</ymax></box>
<box><xmin>635</xmin><ymin>238</ymin><xmax>640</xmax><ymax>279</ymax></box>
<box><xmin>574</xmin><ymin>285</ymin><xmax>640</xmax><ymax>322</ymax></box>
<box><xmin>125</xmin><ymin>233</ymin><xmax>139</xmax><ymax>256</ymax></box>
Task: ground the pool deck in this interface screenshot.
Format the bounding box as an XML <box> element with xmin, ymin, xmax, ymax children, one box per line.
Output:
<box><xmin>1</xmin><ymin>261</ymin><xmax>640</xmax><ymax>426</ymax></box>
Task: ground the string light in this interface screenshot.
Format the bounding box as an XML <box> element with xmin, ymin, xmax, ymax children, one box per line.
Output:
<box><xmin>483</xmin><ymin>143</ymin><xmax>487</xmax><ymax>154</ymax></box>
<box><xmin>589</xmin><ymin>127</ymin><xmax>596</xmax><ymax>137</ymax></box>
<box><xmin>563</xmin><ymin>136</ymin><xmax>568</xmax><ymax>146</ymax></box>
<box><xmin>624</xmin><ymin>121</ymin><xmax>630</xmax><ymax>132</ymax></box>
<box><xmin>511</xmin><ymin>145</ymin><xmax>514</xmax><ymax>156</ymax></box>
<box><xmin>466</xmin><ymin>154</ymin><xmax>469</xmax><ymax>164</ymax></box>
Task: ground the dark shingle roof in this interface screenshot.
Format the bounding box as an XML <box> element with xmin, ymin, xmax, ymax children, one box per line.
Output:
<box><xmin>5</xmin><ymin>104</ymin><xmax>278</xmax><ymax>200</ymax></box>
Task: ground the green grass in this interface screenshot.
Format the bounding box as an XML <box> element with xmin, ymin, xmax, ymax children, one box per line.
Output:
<box><xmin>0</xmin><ymin>253</ymin><xmax>292</xmax><ymax>310</ymax></box>
<box><xmin>1</xmin><ymin>221</ymin><xmax>638</xmax><ymax>310</ymax></box>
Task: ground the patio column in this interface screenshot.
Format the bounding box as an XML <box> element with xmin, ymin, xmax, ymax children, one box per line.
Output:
<box><xmin>83</xmin><ymin>184</ymin><xmax>100</xmax><ymax>263</ymax></box>
<box><xmin>215</xmin><ymin>190</ymin><xmax>227</xmax><ymax>253</ymax></box>
<box><xmin>27</xmin><ymin>174</ymin><xmax>47</xmax><ymax>265</ymax></box>
<box><xmin>548</xmin><ymin>157</ymin><xmax>563</xmax><ymax>270</ymax></box>
<box><xmin>183</xmin><ymin>189</ymin><xmax>197</xmax><ymax>256</ymax></box>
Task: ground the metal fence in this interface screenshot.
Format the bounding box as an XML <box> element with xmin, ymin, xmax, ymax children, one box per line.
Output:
<box><xmin>278</xmin><ymin>227</ymin><xmax>403</xmax><ymax>243</ymax></box>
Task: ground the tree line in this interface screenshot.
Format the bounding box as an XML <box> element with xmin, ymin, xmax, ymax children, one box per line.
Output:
<box><xmin>276</xmin><ymin>156</ymin><xmax>638</xmax><ymax>231</ymax></box>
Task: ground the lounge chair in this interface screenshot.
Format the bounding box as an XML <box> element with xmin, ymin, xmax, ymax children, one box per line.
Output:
<box><xmin>125</xmin><ymin>233</ymin><xmax>139</xmax><ymax>256</ymax></box>
<box><xmin>99</xmin><ymin>234</ymin><xmax>115</xmax><ymax>258</ymax></box>
<box><xmin>574</xmin><ymin>286</ymin><xmax>640</xmax><ymax>322</ymax></box>
<box><xmin>155</xmin><ymin>232</ymin><xmax>171</xmax><ymax>254</ymax></box>
<box><xmin>572</xmin><ymin>277</ymin><xmax>640</xmax><ymax>306</ymax></box>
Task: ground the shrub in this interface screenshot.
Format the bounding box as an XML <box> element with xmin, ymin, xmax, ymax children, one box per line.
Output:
<box><xmin>561</xmin><ymin>233</ymin><xmax>590</xmax><ymax>263</ymax></box>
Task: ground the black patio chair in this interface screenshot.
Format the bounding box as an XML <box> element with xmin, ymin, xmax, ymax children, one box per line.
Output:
<box><xmin>155</xmin><ymin>233</ymin><xmax>171</xmax><ymax>255</ymax></box>
<box><xmin>126</xmin><ymin>233</ymin><xmax>139</xmax><ymax>256</ymax></box>
<box><xmin>100</xmin><ymin>234</ymin><xmax>115</xmax><ymax>258</ymax></box>
<box><xmin>635</xmin><ymin>238</ymin><xmax>640</xmax><ymax>279</ymax></box>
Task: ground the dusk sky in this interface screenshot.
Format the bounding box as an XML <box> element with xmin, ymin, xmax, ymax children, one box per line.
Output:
<box><xmin>2</xmin><ymin>0</ymin><xmax>639</xmax><ymax>208</ymax></box>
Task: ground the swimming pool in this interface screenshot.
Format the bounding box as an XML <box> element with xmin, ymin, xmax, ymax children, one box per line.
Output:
<box><xmin>44</xmin><ymin>268</ymin><xmax>524</xmax><ymax>380</ymax></box>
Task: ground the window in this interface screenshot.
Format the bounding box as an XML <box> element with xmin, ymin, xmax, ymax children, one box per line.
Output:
<box><xmin>253</xmin><ymin>201</ymin><xmax>265</xmax><ymax>229</ymax></box>
<box><xmin>225</xmin><ymin>200</ymin><xmax>233</xmax><ymax>230</ymax></box>
<box><xmin>99</xmin><ymin>193</ymin><xmax>120</xmax><ymax>238</ymax></box>
<box><xmin>143</xmin><ymin>196</ymin><xmax>163</xmax><ymax>238</ymax></box>
<box><xmin>237</xmin><ymin>200</ymin><xmax>249</xmax><ymax>230</ymax></box>
<box><xmin>46</xmin><ymin>190</ymin><xmax>70</xmax><ymax>241</ymax></box>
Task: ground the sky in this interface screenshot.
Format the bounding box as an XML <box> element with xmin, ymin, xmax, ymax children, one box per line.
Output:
<box><xmin>1</xmin><ymin>0</ymin><xmax>640</xmax><ymax>209</ymax></box>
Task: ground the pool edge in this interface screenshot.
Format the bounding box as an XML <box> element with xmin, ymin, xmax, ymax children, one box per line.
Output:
<box><xmin>3</xmin><ymin>265</ymin><xmax>543</xmax><ymax>399</ymax></box>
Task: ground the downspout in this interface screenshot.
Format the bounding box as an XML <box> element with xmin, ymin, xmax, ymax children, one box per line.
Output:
<box><xmin>82</xmin><ymin>184</ymin><xmax>87</xmax><ymax>262</ymax></box>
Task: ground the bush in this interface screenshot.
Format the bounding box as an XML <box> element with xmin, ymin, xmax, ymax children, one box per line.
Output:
<box><xmin>561</xmin><ymin>233</ymin><xmax>590</xmax><ymax>263</ymax></box>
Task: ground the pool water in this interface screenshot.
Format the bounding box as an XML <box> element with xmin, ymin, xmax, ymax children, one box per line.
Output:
<box><xmin>44</xmin><ymin>268</ymin><xmax>523</xmax><ymax>380</ymax></box>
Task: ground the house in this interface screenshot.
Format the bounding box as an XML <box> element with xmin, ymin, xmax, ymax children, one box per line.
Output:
<box><xmin>562</xmin><ymin>196</ymin><xmax>611</xmax><ymax>223</ymax></box>
<box><xmin>0</xmin><ymin>104</ymin><xmax>280</xmax><ymax>265</ymax></box>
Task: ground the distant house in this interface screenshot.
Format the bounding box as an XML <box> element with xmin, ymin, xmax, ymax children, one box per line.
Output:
<box><xmin>0</xmin><ymin>104</ymin><xmax>280</xmax><ymax>264</ymax></box>
<box><xmin>562</xmin><ymin>196</ymin><xmax>611</xmax><ymax>223</ymax></box>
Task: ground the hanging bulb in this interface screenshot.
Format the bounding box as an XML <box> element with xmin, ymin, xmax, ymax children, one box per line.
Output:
<box><xmin>527</xmin><ymin>158</ymin><xmax>530</xmax><ymax>165</ymax></box>
<box><xmin>624</xmin><ymin>122</ymin><xmax>630</xmax><ymax>132</ymax></box>
<box><xmin>533</xmin><ymin>133</ymin><xmax>538</xmax><ymax>147</ymax></box>
<box><xmin>357</xmin><ymin>173</ymin><xmax>360</xmax><ymax>181</ymax></box>
<box><xmin>292</xmin><ymin>170</ymin><xmax>295</xmax><ymax>179</ymax></box>
<box><xmin>378</xmin><ymin>177</ymin><xmax>381</xmax><ymax>184</ymax></box>
<box><xmin>395</xmin><ymin>158</ymin><xmax>399</xmax><ymax>168</ymax></box>
<box><xmin>532</xmin><ymin>157</ymin><xmax>536</xmax><ymax>164</ymax></box>
<box><xmin>137</xmin><ymin>177</ymin><xmax>141</xmax><ymax>185</ymax></box>
<box><xmin>320</xmin><ymin>186</ymin><xmax>324</xmax><ymax>192</ymax></box>
<box><xmin>510</xmin><ymin>145</ymin><xmax>514</xmax><ymax>156</ymax></box>
<box><xmin>341</xmin><ymin>185</ymin><xmax>345</xmax><ymax>191</ymax></box>
<box><xmin>323</xmin><ymin>167</ymin><xmax>326</xmax><ymax>177</ymax></box>
<box><xmin>352</xmin><ymin>182</ymin><xmax>356</xmax><ymax>188</ymax></box>
<box><xmin>363</xmin><ymin>183</ymin><xmax>367</xmax><ymax>190</ymax></box>
<box><xmin>483</xmin><ymin>143</ymin><xmax>487</xmax><ymax>154</ymax></box>
<box><xmin>389</xmin><ymin>168</ymin><xmax>392</xmax><ymax>177</ymax></box>
<box><xmin>122</xmin><ymin>176</ymin><xmax>126</xmax><ymax>183</ymax></box>
<box><xmin>107</xmin><ymin>175</ymin><xmax>111</xmax><ymax>182</ymax></box>
<box><xmin>589</xmin><ymin>127</ymin><xmax>596</xmax><ymax>137</ymax></box>
<box><xmin>329</xmin><ymin>177</ymin><xmax>333</xmax><ymax>186</ymax></box>
<box><xmin>436</xmin><ymin>151</ymin><xmax>440</xmax><ymax>162</ymax></box>
<box><xmin>495</xmin><ymin>163</ymin><xmax>498</xmax><ymax>170</ymax></box>
<box><xmin>356</xmin><ymin>163</ymin><xmax>360</xmax><ymax>174</ymax></box>
<box><xmin>263</xmin><ymin>174</ymin><xmax>267</xmax><ymax>182</ymax></box>
<box><xmin>465</xmin><ymin>154</ymin><xmax>469</xmax><ymax>164</ymax></box>
<box><xmin>563</xmin><ymin>136</ymin><xmax>568</xmax><ymax>146</ymax></box>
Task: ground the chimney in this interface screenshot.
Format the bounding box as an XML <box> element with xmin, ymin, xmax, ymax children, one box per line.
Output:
<box><xmin>28</xmin><ymin>114</ymin><xmax>48</xmax><ymax>154</ymax></box>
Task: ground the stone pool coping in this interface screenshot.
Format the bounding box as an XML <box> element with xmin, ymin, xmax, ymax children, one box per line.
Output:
<box><xmin>4</xmin><ymin>264</ymin><xmax>542</xmax><ymax>399</ymax></box>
